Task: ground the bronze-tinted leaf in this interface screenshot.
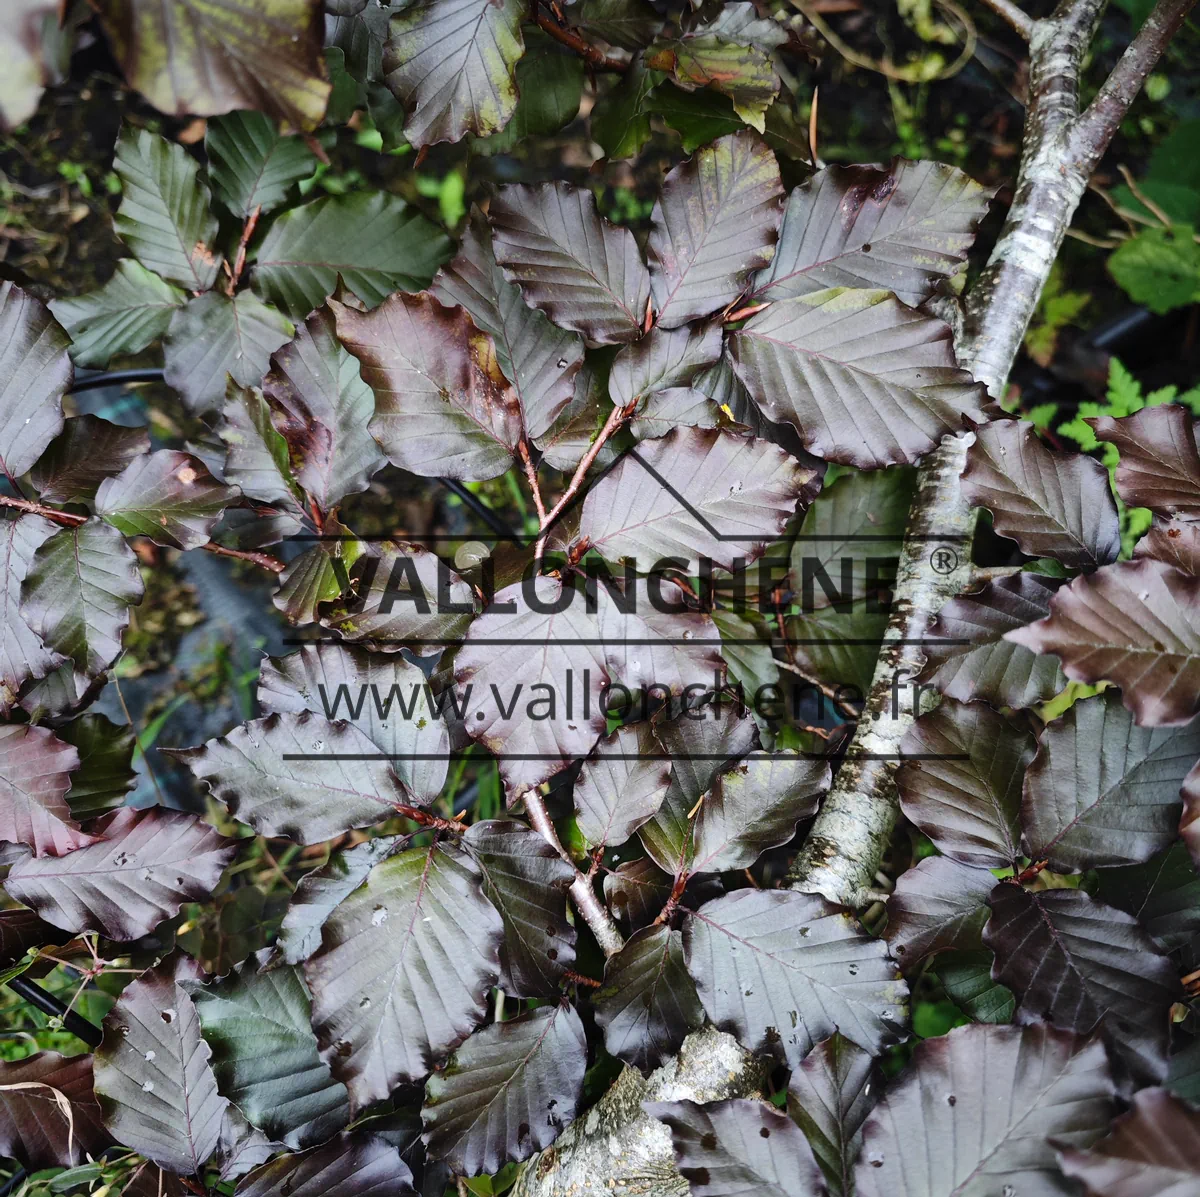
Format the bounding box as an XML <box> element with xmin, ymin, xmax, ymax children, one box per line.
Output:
<box><xmin>0</xmin><ymin>1052</ymin><xmax>111</xmax><ymax>1170</ymax></box>
<box><xmin>1134</xmin><ymin>517</ymin><xmax>1200</xmax><ymax>574</ymax></box>
<box><xmin>0</xmin><ymin>722</ymin><xmax>92</xmax><ymax>857</ymax></box>
<box><xmin>882</xmin><ymin>855</ymin><xmax>994</xmax><ymax>970</ymax></box>
<box><xmin>272</xmin><ymin>543</ymin><xmax>345</xmax><ymax>627</ymax></box>
<box><xmin>30</xmin><ymin>415</ymin><xmax>151</xmax><ymax>505</ymax></box>
<box><xmin>0</xmin><ymin>515</ymin><xmax>63</xmax><ymax>712</ymax></box>
<box><xmin>1090</xmin><ymin>404</ymin><xmax>1200</xmax><ymax>521</ymax></box>
<box><xmin>608</xmin><ymin>322</ymin><xmax>723</xmax><ymax>408</ymax></box>
<box><xmin>1005</xmin><ymin>559</ymin><xmax>1200</xmax><ymax>727</ymax></box>
<box><xmin>574</xmin><ymin>723</ymin><xmax>671</xmax><ymax>848</ymax></box>
<box><xmin>961</xmin><ymin>420</ymin><xmax>1121</xmax><ymax>568</ymax></box>
<box><xmin>236</xmin><ymin>1133</ymin><xmax>414</xmax><ymax>1196</ymax></box>
<box><xmin>0</xmin><ymin>908</ymin><xmax>70</xmax><ymax>970</ymax></box>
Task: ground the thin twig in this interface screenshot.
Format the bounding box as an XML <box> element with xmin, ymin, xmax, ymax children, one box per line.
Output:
<box><xmin>1116</xmin><ymin>163</ymin><xmax>1175</xmax><ymax>227</ymax></box>
<box><xmin>229</xmin><ymin>205</ymin><xmax>261</xmax><ymax>293</ymax></box>
<box><xmin>518</xmin><ymin>440</ymin><xmax>547</xmax><ymax>523</ymax></box>
<box><xmin>977</xmin><ymin>0</ymin><xmax>1034</xmax><ymax>39</ymax></box>
<box><xmin>534</xmin><ymin>10</ymin><xmax>628</xmax><ymax>72</ymax></box>
<box><xmin>200</xmin><ymin>541</ymin><xmax>287</xmax><ymax>573</ymax></box>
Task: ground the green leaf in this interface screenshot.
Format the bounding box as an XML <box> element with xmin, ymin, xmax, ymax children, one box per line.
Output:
<box><xmin>205</xmin><ymin>110</ymin><xmax>318</xmax><ymax>218</ymax></box>
<box><xmin>57</xmin><ymin>712</ymin><xmax>137</xmax><ymax>819</ymax></box>
<box><xmin>785</xmin><ymin>601</ymin><xmax>887</xmax><ymax>696</ymax></box>
<box><xmin>50</xmin><ymin>260</ymin><xmax>184</xmax><ymax>368</ymax></box>
<box><xmin>113</xmin><ymin>128</ymin><xmax>222</xmax><ymax>290</ymax></box>
<box><xmin>650</xmin><ymin>82</ymin><xmax>744</xmax><ymax>151</ymax></box>
<box><xmin>217</xmin><ymin>381</ymin><xmax>306</xmax><ymax>513</ymax></box>
<box><xmin>591</xmin><ymin>56</ymin><xmax>662</xmax><ymax>160</ymax></box>
<box><xmin>30</xmin><ymin>415</ymin><xmax>150</xmax><ymax>504</ymax></box>
<box><xmin>569</xmin><ymin>0</ymin><xmax>662</xmax><ymax>50</ymax></box>
<box><xmin>252</xmin><ymin>191</ymin><xmax>451</xmax><ymax>318</ymax></box>
<box><xmin>1108</xmin><ymin>225</ymin><xmax>1200</xmax><ymax>314</ymax></box>
<box><xmin>937</xmin><ymin>950</ymin><xmax>1015</xmax><ymax>1024</ymax></box>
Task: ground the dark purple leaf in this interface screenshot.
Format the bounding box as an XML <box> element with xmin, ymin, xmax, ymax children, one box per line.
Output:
<box><xmin>0</xmin><ymin>908</ymin><xmax>71</xmax><ymax>969</ymax></box>
<box><xmin>609</xmin><ymin>323</ymin><xmax>723</xmax><ymax>410</ymax></box>
<box><xmin>272</xmin><ymin>543</ymin><xmax>346</xmax><ymax>627</ymax></box>
<box><xmin>0</xmin><ymin>722</ymin><xmax>93</xmax><ymax>857</ymax></box>
<box><xmin>882</xmin><ymin>855</ymin><xmax>995</xmax><ymax>970</ymax></box>
<box><xmin>575</xmin><ymin>723</ymin><xmax>671</xmax><ymax>849</ymax></box>
<box><xmin>1135</xmin><ymin>517</ymin><xmax>1200</xmax><ymax>574</ymax></box>
<box><xmin>0</xmin><ymin>515</ymin><xmax>63</xmax><ymax>712</ymax></box>
<box><xmin>30</xmin><ymin>415</ymin><xmax>151</xmax><ymax>504</ymax></box>
<box><xmin>1090</xmin><ymin>404</ymin><xmax>1200</xmax><ymax>520</ymax></box>
<box><xmin>216</xmin><ymin>382</ymin><xmax>306</xmax><ymax>514</ymax></box>
<box><xmin>604</xmin><ymin>857</ymin><xmax>674</xmax><ymax>930</ymax></box>
<box><xmin>236</xmin><ymin>1133</ymin><xmax>415</xmax><ymax>1196</ymax></box>
<box><xmin>0</xmin><ymin>1051</ymin><xmax>111</xmax><ymax>1170</ymax></box>
<box><xmin>629</xmin><ymin>386</ymin><xmax>721</xmax><ymax>441</ymax></box>
<box><xmin>1097</xmin><ymin>842</ymin><xmax>1200</xmax><ymax>953</ymax></box>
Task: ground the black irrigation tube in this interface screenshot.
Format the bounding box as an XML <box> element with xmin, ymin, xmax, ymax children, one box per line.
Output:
<box><xmin>5</xmin><ymin>976</ymin><xmax>102</xmax><ymax>1048</ymax></box>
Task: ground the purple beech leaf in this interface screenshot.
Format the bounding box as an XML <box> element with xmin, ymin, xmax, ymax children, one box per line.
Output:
<box><xmin>896</xmin><ymin>700</ymin><xmax>1033</xmax><ymax>867</ymax></box>
<box><xmin>212</xmin><ymin>1104</ymin><xmax>280</xmax><ymax>1184</ymax></box>
<box><xmin>574</xmin><ymin>723</ymin><xmax>672</xmax><ymax>849</ymax></box>
<box><xmin>421</xmin><ymin>1003</ymin><xmax>586</xmax><ymax>1176</ymax></box>
<box><xmin>749</xmin><ymin>159</ymin><xmax>993</xmax><ymax>307</ymax></box>
<box><xmin>333</xmin><ymin>291</ymin><xmax>522</xmax><ymax>481</ymax></box>
<box><xmin>684</xmin><ymin>888</ymin><xmax>908</xmax><ymax>1068</ymax></box>
<box><xmin>205</xmin><ymin>110</ymin><xmax>319</xmax><ymax>219</ymax></box>
<box><xmin>0</xmin><ymin>515</ymin><xmax>64</xmax><ymax>712</ymax></box>
<box><xmin>94</xmin><ymin>957</ymin><xmax>229</xmax><ymax>1175</ymax></box>
<box><xmin>915</xmin><ymin>573</ymin><xmax>1068</xmax><ymax>710</ymax></box>
<box><xmin>95</xmin><ymin>449</ymin><xmax>238</xmax><ymax>550</ymax></box>
<box><xmin>235</xmin><ymin>1133</ymin><xmax>415</xmax><ymax>1196</ymax></box>
<box><xmin>0</xmin><ymin>722</ymin><xmax>93</xmax><ymax>856</ymax></box>
<box><xmin>431</xmin><ymin>211</ymin><xmax>585</xmax><ymax>443</ymax></box>
<box><xmin>882</xmin><ymin>855</ymin><xmax>995</xmax><ymax>970</ymax></box>
<box><xmin>462</xmin><ymin>819</ymin><xmax>577</xmax><ymax>999</ymax></box>
<box><xmin>0</xmin><ymin>1052</ymin><xmax>111</xmax><ymax>1170</ymax></box>
<box><xmin>1097</xmin><ymin>841</ymin><xmax>1200</xmax><ymax>953</ymax></box>
<box><xmin>1021</xmin><ymin>690</ymin><xmax>1200</xmax><ymax>871</ymax></box>
<box><xmin>5</xmin><ymin>806</ymin><xmax>236</xmax><ymax>939</ymax></box>
<box><xmin>604</xmin><ymin>857</ymin><xmax>674</xmax><ymax>930</ymax></box>
<box><xmin>729</xmin><ymin>288</ymin><xmax>986</xmax><ymax>469</ymax></box>
<box><xmin>1057</xmin><ymin>1086</ymin><xmax>1200</xmax><ymax>1197</ymax></box>
<box><xmin>645</xmin><ymin>1097</ymin><xmax>825</xmax><ymax>1197</ymax></box>
<box><xmin>0</xmin><ymin>281</ymin><xmax>71</xmax><ymax>479</ymax></box>
<box><xmin>305</xmin><ymin>840</ymin><xmax>503</xmax><ymax>1110</ymax></box>
<box><xmin>594</xmin><ymin>924</ymin><xmax>704</xmax><ymax>1071</ymax></box>
<box><xmin>1184</xmin><ymin>760</ymin><xmax>1200</xmax><ymax>869</ymax></box>
<box><xmin>646</xmin><ymin>131</ymin><xmax>783</xmax><ymax>328</ymax></box>
<box><xmin>29</xmin><ymin>415</ymin><xmax>151</xmax><ymax>504</ymax></box>
<box><xmin>578</xmin><ymin>427</ymin><xmax>819</xmax><ymax>573</ymax></box>
<box><xmin>19</xmin><ymin>518</ymin><xmax>145</xmax><ymax>688</ymax></box>
<box><xmin>263</xmin><ymin>307</ymin><xmax>387</xmax><ymax>511</ymax></box>
<box><xmin>1135</xmin><ymin>517</ymin><xmax>1200</xmax><ymax>574</ymax></box>
<box><xmin>629</xmin><ymin>386</ymin><xmax>721</xmax><ymax>441</ymax></box>
<box><xmin>787</xmin><ymin>1033</ymin><xmax>879</xmax><ymax>1197</ymax></box>
<box><xmin>1090</xmin><ymin>404</ymin><xmax>1200</xmax><ymax>520</ymax></box>
<box><xmin>163</xmin><ymin>290</ymin><xmax>294</xmax><ymax>415</ymax></box>
<box><xmin>961</xmin><ymin>420</ymin><xmax>1121</xmax><ymax>568</ymax></box>
<box><xmin>855</xmin><ymin>1023</ymin><xmax>1115</xmax><ymax>1197</ymax></box>
<box><xmin>608</xmin><ymin>322</ymin><xmax>724</xmax><ymax>408</ymax></box>
<box><xmin>1005</xmin><ymin>559</ymin><xmax>1200</xmax><ymax>727</ymax></box>
<box><xmin>216</xmin><ymin>382</ymin><xmax>306</xmax><ymax>514</ymax></box>
<box><xmin>177</xmin><ymin>711</ymin><xmax>411</xmax><ymax>844</ymax></box>
<box><xmin>490</xmin><ymin>182</ymin><xmax>652</xmax><ymax>346</ymax></box>
<box><xmin>534</xmin><ymin>360</ymin><xmax>616</xmax><ymax>471</ymax></box>
<box><xmin>784</xmin><ymin>601</ymin><xmax>887</xmax><ymax>697</ymax></box>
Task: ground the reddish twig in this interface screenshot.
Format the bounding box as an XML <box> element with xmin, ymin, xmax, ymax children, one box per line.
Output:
<box><xmin>518</xmin><ymin>439</ymin><xmax>547</xmax><ymax>523</ymax></box>
<box><xmin>228</xmin><ymin>205</ymin><xmax>261</xmax><ymax>294</ymax></box>
<box><xmin>534</xmin><ymin>10</ymin><xmax>628</xmax><ymax>72</ymax></box>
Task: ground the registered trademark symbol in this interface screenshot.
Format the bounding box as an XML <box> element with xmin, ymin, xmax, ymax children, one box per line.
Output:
<box><xmin>929</xmin><ymin>546</ymin><xmax>959</xmax><ymax>575</ymax></box>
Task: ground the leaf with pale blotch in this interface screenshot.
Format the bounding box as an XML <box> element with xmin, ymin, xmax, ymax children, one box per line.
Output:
<box><xmin>646</xmin><ymin>1098</ymin><xmax>825</xmax><ymax>1197</ymax></box>
<box><xmin>749</xmin><ymin>160</ymin><xmax>992</xmax><ymax>307</ymax></box>
<box><xmin>1005</xmin><ymin>559</ymin><xmax>1200</xmax><ymax>727</ymax></box>
<box><xmin>647</xmin><ymin>132</ymin><xmax>782</xmax><ymax>327</ymax></box>
<box><xmin>112</xmin><ymin>129</ymin><xmax>221</xmax><ymax>290</ymax></box>
<box><xmin>93</xmin><ymin>0</ymin><xmax>330</xmax><ymax>130</ymax></box>
<box><xmin>236</xmin><ymin>1133</ymin><xmax>415</xmax><ymax>1196</ymax></box>
<box><xmin>164</xmin><ymin>290</ymin><xmax>294</xmax><ymax>415</ymax></box>
<box><xmin>595</xmin><ymin>925</ymin><xmax>704</xmax><ymax>1071</ymax></box>
<box><xmin>855</xmin><ymin>1023</ymin><xmax>1114</xmax><ymax>1197</ymax></box>
<box><xmin>205</xmin><ymin>110</ymin><xmax>318</xmax><ymax>218</ymax></box>
<box><xmin>177</xmin><ymin>712</ymin><xmax>408</xmax><ymax>844</ymax></box>
<box><xmin>730</xmin><ymin>289</ymin><xmax>986</xmax><ymax>469</ymax></box>
<box><xmin>5</xmin><ymin>806</ymin><xmax>235</xmax><ymax>939</ymax></box>
<box><xmin>1021</xmin><ymin>690</ymin><xmax>1200</xmax><ymax>871</ymax></box>
<box><xmin>574</xmin><ymin>723</ymin><xmax>671</xmax><ymax>848</ymax></box>
<box><xmin>1135</xmin><ymin>517</ymin><xmax>1200</xmax><ymax>574</ymax></box>
<box><xmin>252</xmin><ymin>192</ymin><xmax>451</xmax><ymax>318</ymax></box>
<box><xmin>95</xmin><ymin>449</ymin><xmax>237</xmax><ymax>551</ymax></box>
<box><xmin>30</xmin><ymin>415</ymin><xmax>150</xmax><ymax>504</ymax></box>
<box><xmin>305</xmin><ymin>841</ymin><xmax>503</xmax><ymax>1110</ymax></box>
<box><xmin>422</xmin><ymin>1004</ymin><xmax>586</xmax><ymax>1175</ymax></box>
<box><xmin>897</xmin><ymin>701</ymin><xmax>1032</xmax><ymax>867</ymax></box>
<box><xmin>0</xmin><ymin>282</ymin><xmax>71</xmax><ymax>480</ymax></box>
<box><xmin>491</xmin><ymin>183</ymin><xmax>652</xmax><ymax>346</ymax></box>
<box><xmin>432</xmin><ymin>213</ymin><xmax>585</xmax><ymax>442</ymax></box>
<box><xmin>50</xmin><ymin>260</ymin><xmax>184</xmax><ymax>368</ymax></box>
<box><xmin>0</xmin><ymin>1052</ymin><xmax>112</xmax><ymax>1170</ymax></box>
<box><xmin>685</xmin><ymin>888</ymin><xmax>908</xmax><ymax>1068</ymax></box>
<box><xmin>1091</xmin><ymin>404</ymin><xmax>1200</xmax><ymax>521</ymax></box>
<box><xmin>916</xmin><ymin>573</ymin><xmax>1067</xmax><ymax>710</ymax></box>
<box><xmin>58</xmin><ymin>712</ymin><xmax>137</xmax><ymax>819</ymax></box>
<box><xmin>883</xmin><ymin>855</ymin><xmax>994</xmax><ymax>971</ymax></box>
<box><xmin>1098</xmin><ymin>841</ymin><xmax>1200</xmax><ymax>953</ymax></box>
<box><xmin>608</xmin><ymin>322</ymin><xmax>723</xmax><ymax>408</ymax></box>
<box><xmin>463</xmin><ymin>820</ymin><xmax>576</xmax><ymax>999</ymax></box>
<box><xmin>382</xmin><ymin>0</ymin><xmax>523</xmax><ymax>148</ymax></box>
<box><xmin>217</xmin><ymin>382</ymin><xmax>306</xmax><ymax>513</ymax></box>
<box><xmin>962</xmin><ymin>420</ymin><xmax>1121</xmax><ymax>568</ymax></box>
<box><xmin>0</xmin><ymin>723</ymin><xmax>90</xmax><ymax>858</ymax></box>
<box><xmin>334</xmin><ymin>292</ymin><xmax>522</xmax><ymax>481</ymax></box>
<box><xmin>0</xmin><ymin>515</ymin><xmax>63</xmax><ymax>712</ymax></box>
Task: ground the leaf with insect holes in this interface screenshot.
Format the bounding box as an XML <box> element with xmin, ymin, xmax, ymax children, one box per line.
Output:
<box><xmin>749</xmin><ymin>160</ymin><xmax>992</xmax><ymax>307</ymax></box>
<box><xmin>177</xmin><ymin>712</ymin><xmax>411</xmax><ymax>844</ymax></box>
<box><xmin>574</xmin><ymin>723</ymin><xmax>671</xmax><ymax>848</ymax></box>
<box><xmin>0</xmin><ymin>1052</ymin><xmax>112</xmax><ymax>1170</ymax></box>
<box><xmin>164</xmin><ymin>290</ymin><xmax>294</xmax><ymax>415</ymax></box>
<box><xmin>305</xmin><ymin>840</ymin><xmax>503</xmax><ymax>1110</ymax></box>
<box><xmin>578</xmin><ymin>428</ymin><xmax>817</xmax><ymax>573</ymax></box>
<box><xmin>30</xmin><ymin>415</ymin><xmax>151</xmax><ymax>504</ymax></box>
<box><xmin>915</xmin><ymin>573</ymin><xmax>1068</xmax><ymax>710</ymax></box>
<box><xmin>422</xmin><ymin>1004</ymin><xmax>586</xmax><ymax>1175</ymax></box>
<box><xmin>490</xmin><ymin>183</ymin><xmax>652</xmax><ymax>346</ymax></box>
<box><xmin>605</xmin><ymin>858</ymin><xmax>674</xmax><ymax>930</ymax></box>
<box><xmin>205</xmin><ymin>110</ymin><xmax>319</xmax><ymax>218</ymax></box>
<box><xmin>95</xmin><ymin>449</ymin><xmax>238</xmax><ymax>550</ymax></box>
<box><xmin>94</xmin><ymin>956</ymin><xmax>229</xmax><ymax>1174</ymax></box>
<box><xmin>1005</xmin><ymin>559</ymin><xmax>1200</xmax><ymax>727</ymax></box>
<box><xmin>1135</xmin><ymin>517</ymin><xmax>1200</xmax><ymax>574</ymax></box>
<box><xmin>0</xmin><ymin>515</ymin><xmax>64</xmax><ymax>713</ymax></box>
<box><xmin>608</xmin><ymin>323</ymin><xmax>723</xmax><ymax>409</ymax></box>
<box><xmin>112</xmin><ymin>128</ymin><xmax>222</xmax><ymax>290</ymax></box>
<box><xmin>236</xmin><ymin>1133</ymin><xmax>415</xmax><ymax>1196</ymax></box>
<box><xmin>729</xmin><ymin>289</ymin><xmax>986</xmax><ymax>469</ymax></box>
<box><xmin>646</xmin><ymin>1098</ymin><xmax>825</xmax><ymax>1197</ymax></box>
<box><xmin>646</xmin><ymin>132</ymin><xmax>783</xmax><ymax>327</ymax></box>
<box><xmin>334</xmin><ymin>292</ymin><xmax>522</xmax><ymax>481</ymax></box>
<box><xmin>896</xmin><ymin>701</ymin><xmax>1032</xmax><ymax>867</ymax></box>
<box><xmin>882</xmin><ymin>855</ymin><xmax>994</xmax><ymax>971</ymax></box>
<box><xmin>961</xmin><ymin>420</ymin><xmax>1121</xmax><ymax>568</ymax></box>
<box><xmin>1090</xmin><ymin>404</ymin><xmax>1200</xmax><ymax>521</ymax></box>
<box><xmin>57</xmin><ymin>713</ymin><xmax>137</xmax><ymax>819</ymax></box>
<box><xmin>1020</xmin><ymin>690</ymin><xmax>1200</xmax><ymax>871</ymax></box>
<box><xmin>0</xmin><ymin>282</ymin><xmax>71</xmax><ymax>481</ymax></box>
<box><xmin>462</xmin><ymin>820</ymin><xmax>576</xmax><ymax>999</ymax></box>
<box><xmin>263</xmin><ymin>307</ymin><xmax>386</xmax><ymax>510</ymax></box>
<box><xmin>595</xmin><ymin>925</ymin><xmax>704</xmax><ymax>1071</ymax></box>
<box><xmin>217</xmin><ymin>382</ymin><xmax>305</xmax><ymax>513</ymax></box>
<box><xmin>432</xmin><ymin>212</ymin><xmax>585</xmax><ymax>443</ymax></box>
<box><xmin>50</xmin><ymin>260</ymin><xmax>184</xmax><ymax>368</ymax></box>
<box><xmin>684</xmin><ymin>888</ymin><xmax>908</xmax><ymax>1068</ymax></box>
<box><xmin>855</xmin><ymin>1023</ymin><xmax>1115</xmax><ymax>1197</ymax></box>
<box><xmin>5</xmin><ymin>807</ymin><xmax>236</xmax><ymax>939</ymax></box>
